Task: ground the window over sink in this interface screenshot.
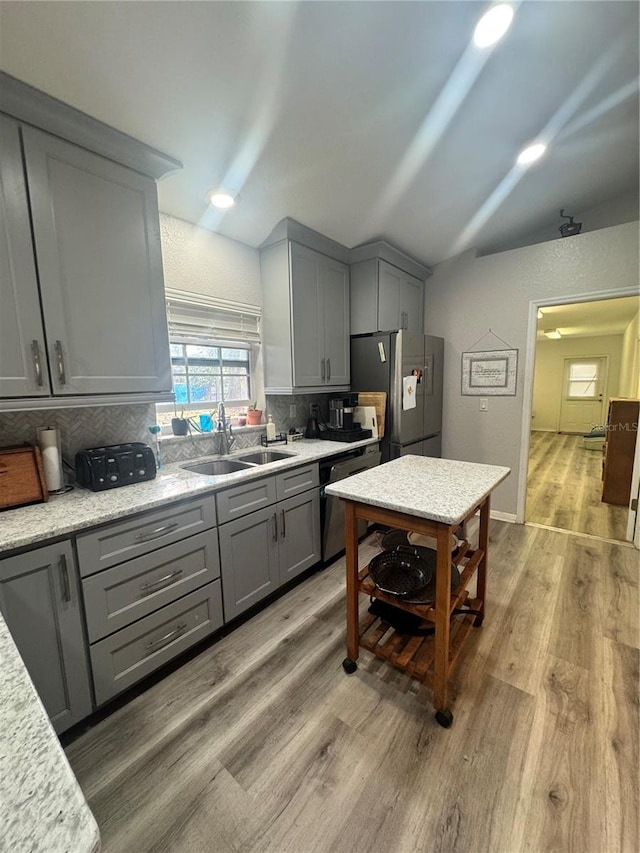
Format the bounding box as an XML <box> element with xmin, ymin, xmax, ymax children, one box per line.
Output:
<box><xmin>156</xmin><ymin>289</ymin><xmax>262</xmax><ymax>432</ymax></box>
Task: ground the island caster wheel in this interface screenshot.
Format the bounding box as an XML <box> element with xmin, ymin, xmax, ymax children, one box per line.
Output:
<box><xmin>342</xmin><ymin>658</ymin><xmax>358</xmax><ymax>674</ymax></box>
<box><xmin>435</xmin><ymin>708</ymin><xmax>453</xmax><ymax>728</ymax></box>
<box><xmin>473</xmin><ymin>614</ymin><xmax>484</xmax><ymax>627</ymax></box>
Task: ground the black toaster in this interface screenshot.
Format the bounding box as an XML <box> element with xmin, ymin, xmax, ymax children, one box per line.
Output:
<box><xmin>75</xmin><ymin>442</ymin><xmax>156</xmax><ymax>491</ymax></box>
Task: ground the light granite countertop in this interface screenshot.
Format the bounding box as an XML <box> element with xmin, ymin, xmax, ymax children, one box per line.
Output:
<box><xmin>325</xmin><ymin>455</ymin><xmax>510</xmax><ymax>524</ymax></box>
<box><xmin>0</xmin><ymin>611</ymin><xmax>100</xmax><ymax>853</ymax></box>
<box><xmin>0</xmin><ymin>437</ymin><xmax>378</xmax><ymax>556</ymax></box>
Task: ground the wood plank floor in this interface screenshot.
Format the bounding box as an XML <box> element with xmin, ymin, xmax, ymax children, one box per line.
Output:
<box><xmin>65</xmin><ymin>523</ymin><xmax>639</xmax><ymax>853</ymax></box>
<box><xmin>526</xmin><ymin>431</ymin><xmax>628</xmax><ymax>541</ymax></box>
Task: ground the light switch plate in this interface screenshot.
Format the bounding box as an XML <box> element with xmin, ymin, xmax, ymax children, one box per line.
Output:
<box><xmin>480</xmin><ymin>398</ymin><xmax>488</xmax><ymax>412</ymax></box>
<box><xmin>289</xmin><ymin>404</ymin><xmax>297</xmax><ymax>418</ymax></box>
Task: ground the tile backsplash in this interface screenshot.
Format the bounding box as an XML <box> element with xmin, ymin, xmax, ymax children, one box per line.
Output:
<box><xmin>0</xmin><ymin>404</ymin><xmax>157</xmax><ymax>463</ymax></box>
<box><xmin>266</xmin><ymin>393</ymin><xmax>333</xmax><ymax>433</ymax></box>
<box><xmin>0</xmin><ymin>392</ymin><xmax>334</xmax><ymax>471</ymax></box>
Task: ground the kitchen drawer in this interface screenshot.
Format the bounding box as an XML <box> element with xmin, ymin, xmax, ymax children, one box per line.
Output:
<box><xmin>90</xmin><ymin>580</ymin><xmax>223</xmax><ymax>706</ymax></box>
<box><xmin>76</xmin><ymin>496</ymin><xmax>217</xmax><ymax>576</ymax></box>
<box><xmin>82</xmin><ymin>530</ymin><xmax>220</xmax><ymax>642</ymax></box>
<box><xmin>275</xmin><ymin>464</ymin><xmax>319</xmax><ymax>501</ymax></box>
<box><xmin>216</xmin><ymin>476</ymin><xmax>277</xmax><ymax>524</ymax></box>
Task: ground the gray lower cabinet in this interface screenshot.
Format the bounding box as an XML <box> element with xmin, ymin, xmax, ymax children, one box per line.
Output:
<box><xmin>218</xmin><ymin>505</ymin><xmax>281</xmax><ymax>621</ymax></box>
<box><xmin>0</xmin><ymin>541</ymin><xmax>92</xmax><ymax>734</ymax></box>
<box><xmin>78</xmin><ymin>495</ymin><xmax>222</xmax><ymax>706</ymax></box>
<box><xmin>90</xmin><ymin>582</ymin><xmax>223</xmax><ymax>706</ymax></box>
<box><xmin>278</xmin><ymin>490</ymin><xmax>321</xmax><ymax>584</ymax></box>
<box><xmin>218</xmin><ymin>481</ymin><xmax>321</xmax><ymax>622</ymax></box>
<box><xmin>82</xmin><ymin>530</ymin><xmax>220</xmax><ymax>642</ymax></box>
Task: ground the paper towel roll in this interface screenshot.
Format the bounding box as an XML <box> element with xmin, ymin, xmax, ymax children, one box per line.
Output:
<box><xmin>38</xmin><ymin>427</ymin><xmax>63</xmax><ymax>492</ymax></box>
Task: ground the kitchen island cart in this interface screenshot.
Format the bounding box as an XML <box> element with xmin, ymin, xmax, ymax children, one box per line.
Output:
<box><xmin>325</xmin><ymin>455</ymin><xmax>510</xmax><ymax>727</ymax></box>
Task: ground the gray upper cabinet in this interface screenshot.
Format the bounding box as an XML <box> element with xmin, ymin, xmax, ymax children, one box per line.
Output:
<box><xmin>22</xmin><ymin>126</ymin><xmax>171</xmax><ymax>395</ymax></box>
<box><xmin>260</xmin><ymin>219</ymin><xmax>350</xmax><ymax>394</ymax></box>
<box><xmin>378</xmin><ymin>261</ymin><xmax>424</xmax><ymax>334</ymax></box>
<box><xmin>0</xmin><ymin>73</ymin><xmax>180</xmax><ymax>407</ymax></box>
<box><xmin>0</xmin><ymin>116</ymin><xmax>50</xmax><ymax>397</ymax></box>
<box><xmin>0</xmin><ymin>541</ymin><xmax>92</xmax><ymax>734</ymax></box>
<box><xmin>350</xmin><ymin>243</ymin><xmax>430</xmax><ymax>336</ymax></box>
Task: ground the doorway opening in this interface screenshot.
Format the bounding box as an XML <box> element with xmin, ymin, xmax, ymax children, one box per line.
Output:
<box><xmin>525</xmin><ymin>295</ymin><xmax>639</xmax><ymax>542</ymax></box>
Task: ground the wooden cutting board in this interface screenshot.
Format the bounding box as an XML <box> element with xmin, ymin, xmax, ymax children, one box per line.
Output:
<box><xmin>357</xmin><ymin>392</ymin><xmax>386</xmax><ymax>438</ymax></box>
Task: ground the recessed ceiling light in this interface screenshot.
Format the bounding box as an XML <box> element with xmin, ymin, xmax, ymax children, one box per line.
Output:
<box><xmin>208</xmin><ymin>189</ymin><xmax>237</xmax><ymax>209</ymax></box>
<box><xmin>544</xmin><ymin>329</ymin><xmax>562</xmax><ymax>339</ymax></box>
<box><xmin>473</xmin><ymin>4</ymin><xmax>514</xmax><ymax>48</ymax></box>
<box><xmin>517</xmin><ymin>143</ymin><xmax>547</xmax><ymax>166</ymax></box>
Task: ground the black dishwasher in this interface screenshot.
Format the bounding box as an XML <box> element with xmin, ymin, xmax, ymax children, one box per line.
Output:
<box><xmin>319</xmin><ymin>446</ymin><xmax>381</xmax><ymax>563</ymax></box>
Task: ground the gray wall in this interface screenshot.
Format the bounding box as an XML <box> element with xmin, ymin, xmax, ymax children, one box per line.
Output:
<box><xmin>425</xmin><ymin>221</ymin><xmax>639</xmax><ymax>517</ymax></box>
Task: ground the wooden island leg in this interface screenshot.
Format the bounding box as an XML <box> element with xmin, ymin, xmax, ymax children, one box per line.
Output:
<box><xmin>343</xmin><ymin>500</ymin><xmax>360</xmax><ymax>673</ymax></box>
<box><xmin>477</xmin><ymin>495</ymin><xmax>490</xmax><ymax>622</ymax></box>
<box><xmin>433</xmin><ymin>522</ymin><xmax>453</xmax><ymax>727</ymax></box>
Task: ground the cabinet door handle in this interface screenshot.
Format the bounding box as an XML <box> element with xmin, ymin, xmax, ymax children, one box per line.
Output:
<box><xmin>321</xmin><ymin>358</ymin><xmax>326</xmax><ymax>381</ymax></box>
<box><xmin>144</xmin><ymin>623</ymin><xmax>187</xmax><ymax>655</ymax></box>
<box><xmin>280</xmin><ymin>509</ymin><xmax>286</xmax><ymax>539</ymax></box>
<box><xmin>327</xmin><ymin>358</ymin><xmax>331</xmax><ymax>381</ymax></box>
<box><xmin>59</xmin><ymin>554</ymin><xmax>71</xmax><ymax>603</ymax></box>
<box><xmin>54</xmin><ymin>340</ymin><xmax>67</xmax><ymax>385</ymax></box>
<box><xmin>135</xmin><ymin>522</ymin><xmax>179</xmax><ymax>543</ymax></box>
<box><xmin>31</xmin><ymin>340</ymin><xmax>43</xmax><ymax>387</ymax></box>
<box><xmin>273</xmin><ymin>512</ymin><xmax>278</xmax><ymax>542</ymax></box>
<box><xmin>139</xmin><ymin>569</ymin><xmax>183</xmax><ymax>595</ymax></box>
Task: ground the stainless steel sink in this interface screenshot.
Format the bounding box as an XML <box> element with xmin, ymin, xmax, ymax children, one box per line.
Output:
<box><xmin>181</xmin><ymin>459</ymin><xmax>253</xmax><ymax>476</ymax></box>
<box><xmin>236</xmin><ymin>450</ymin><xmax>296</xmax><ymax>465</ymax></box>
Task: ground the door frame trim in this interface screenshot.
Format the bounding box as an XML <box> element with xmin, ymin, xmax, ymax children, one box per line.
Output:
<box><xmin>517</xmin><ymin>286</ymin><xmax>639</xmax><ymax>527</ymax></box>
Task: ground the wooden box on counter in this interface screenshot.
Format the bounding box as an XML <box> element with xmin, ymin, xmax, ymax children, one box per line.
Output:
<box><xmin>602</xmin><ymin>398</ymin><xmax>640</xmax><ymax>506</ymax></box>
<box><xmin>0</xmin><ymin>444</ymin><xmax>49</xmax><ymax>510</ymax></box>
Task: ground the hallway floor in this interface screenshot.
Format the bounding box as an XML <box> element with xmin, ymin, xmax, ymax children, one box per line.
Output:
<box><xmin>526</xmin><ymin>431</ymin><xmax>628</xmax><ymax>540</ymax></box>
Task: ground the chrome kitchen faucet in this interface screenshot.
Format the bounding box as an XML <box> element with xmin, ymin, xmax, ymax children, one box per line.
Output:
<box><xmin>217</xmin><ymin>402</ymin><xmax>235</xmax><ymax>454</ymax></box>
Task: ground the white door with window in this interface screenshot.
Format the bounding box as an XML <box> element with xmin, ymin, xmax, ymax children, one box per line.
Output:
<box><xmin>558</xmin><ymin>357</ymin><xmax>608</xmax><ymax>433</ymax></box>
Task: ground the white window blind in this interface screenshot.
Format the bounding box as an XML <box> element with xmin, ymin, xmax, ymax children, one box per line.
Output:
<box><xmin>165</xmin><ymin>287</ymin><xmax>261</xmax><ymax>344</ymax></box>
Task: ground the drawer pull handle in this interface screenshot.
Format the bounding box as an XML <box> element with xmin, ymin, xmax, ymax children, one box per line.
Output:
<box><xmin>31</xmin><ymin>340</ymin><xmax>43</xmax><ymax>387</ymax></box>
<box><xmin>321</xmin><ymin>358</ymin><xmax>326</xmax><ymax>381</ymax></box>
<box><xmin>144</xmin><ymin>623</ymin><xmax>187</xmax><ymax>655</ymax></box>
<box><xmin>54</xmin><ymin>340</ymin><xmax>66</xmax><ymax>385</ymax></box>
<box><xmin>139</xmin><ymin>569</ymin><xmax>183</xmax><ymax>595</ymax></box>
<box><xmin>135</xmin><ymin>522</ymin><xmax>179</xmax><ymax>543</ymax></box>
<box><xmin>272</xmin><ymin>512</ymin><xmax>278</xmax><ymax>542</ymax></box>
<box><xmin>59</xmin><ymin>554</ymin><xmax>71</xmax><ymax>603</ymax></box>
<box><xmin>280</xmin><ymin>509</ymin><xmax>286</xmax><ymax>539</ymax></box>
<box><xmin>327</xmin><ymin>358</ymin><xmax>331</xmax><ymax>382</ymax></box>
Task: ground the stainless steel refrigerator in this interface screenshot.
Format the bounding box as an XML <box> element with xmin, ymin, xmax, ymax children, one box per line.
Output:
<box><xmin>350</xmin><ymin>331</ymin><xmax>444</xmax><ymax>462</ymax></box>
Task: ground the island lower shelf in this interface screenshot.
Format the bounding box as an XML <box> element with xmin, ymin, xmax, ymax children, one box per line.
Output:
<box><xmin>358</xmin><ymin>598</ymin><xmax>482</xmax><ymax>686</ymax></box>
<box><xmin>355</xmin><ymin>541</ymin><xmax>485</xmax><ymax>687</ymax></box>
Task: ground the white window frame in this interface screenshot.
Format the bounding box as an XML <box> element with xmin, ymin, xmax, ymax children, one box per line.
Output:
<box><xmin>157</xmin><ymin>289</ymin><xmax>262</xmax><ymax>429</ymax></box>
<box><xmin>159</xmin><ymin>339</ymin><xmax>253</xmax><ymax>415</ymax></box>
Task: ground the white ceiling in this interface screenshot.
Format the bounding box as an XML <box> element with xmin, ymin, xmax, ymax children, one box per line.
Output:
<box><xmin>536</xmin><ymin>295</ymin><xmax>639</xmax><ymax>340</ymax></box>
<box><xmin>0</xmin><ymin>1</ymin><xmax>638</xmax><ymax>266</ymax></box>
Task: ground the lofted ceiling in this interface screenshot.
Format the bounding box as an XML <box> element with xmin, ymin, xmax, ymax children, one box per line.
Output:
<box><xmin>536</xmin><ymin>296</ymin><xmax>639</xmax><ymax>340</ymax></box>
<box><xmin>0</xmin><ymin>1</ymin><xmax>638</xmax><ymax>266</ymax></box>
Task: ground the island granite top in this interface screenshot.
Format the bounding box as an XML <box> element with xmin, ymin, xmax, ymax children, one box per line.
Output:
<box><xmin>0</xmin><ymin>612</ymin><xmax>100</xmax><ymax>853</ymax></box>
<box><xmin>324</xmin><ymin>455</ymin><xmax>510</xmax><ymax>525</ymax></box>
<box><xmin>0</xmin><ymin>437</ymin><xmax>378</xmax><ymax>556</ymax></box>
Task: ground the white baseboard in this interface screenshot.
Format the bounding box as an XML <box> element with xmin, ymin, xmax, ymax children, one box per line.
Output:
<box><xmin>531</xmin><ymin>428</ymin><xmax>557</xmax><ymax>432</ymax></box>
<box><xmin>490</xmin><ymin>510</ymin><xmax>518</xmax><ymax>524</ymax></box>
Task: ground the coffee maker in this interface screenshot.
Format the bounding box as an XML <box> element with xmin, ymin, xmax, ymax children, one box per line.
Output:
<box><xmin>329</xmin><ymin>393</ymin><xmax>359</xmax><ymax>431</ymax></box>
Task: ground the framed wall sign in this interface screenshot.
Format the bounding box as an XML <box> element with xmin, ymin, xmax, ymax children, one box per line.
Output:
<box><xmin>462</xmin><ymin>348</ymin><xmax>518</xmax><ymax>396</ymax></box>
